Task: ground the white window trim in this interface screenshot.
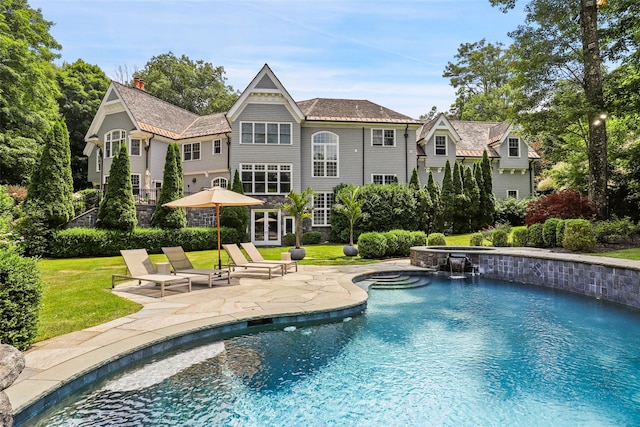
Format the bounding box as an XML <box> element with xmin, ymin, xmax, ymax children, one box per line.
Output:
<box><xmin>371</xmin><ymin>173</ymin><xmax>397</xmax><ymax>185</ymax></box>
<box><xmin>434</xmin><ymin>134</ymin><xmax>448</xmax><ymax>156</ymax></box>
<box><xmin>371</xmin><ymin>128</ymin><xmax>396</xmax><ymax>147</ymax></box>
<box><xmin>104</xmin><ymin>129</ymin><xmax>126</xmax><ymax>158</ymax></box>
<box><xmin>240</xmin><ymin>163</ymin><xmax>293</xmax><ymax>195</ymax></box>
<box><xmin>211</xmin><ymin>177</ymin><xmax>228</xmax><ymax>189</ymax></box>
<box><xmin>312</xmin><ymin>193</ymin><xmax>334</xmax><ymax>227</ymax></box>
<box><xmin>129</xmin><ymin>138</ymin><xmax>142</xmax><ymax>156</ymax></box>
<box><xmin>239</xmin><ymin>122</ymin><xmax>292</xmax><ymax>145</ymax></box>
<box><xmin>213</xmin><ymin>139</ymin><xmax>222</xmax><ymax>155</ymax></box>
<box><xmin>508</xmin><ymin>137</ymin><xmax>521</xmax><ymax>158</ymax></box>
<box><xmin>507</xmin><ymin>189</ymin><xmax>519</xmax><ymax>198</ymax></box>
<box><xmin>182</xmin><ymin>142</ymin><xmax>201</xmax><ymax>161</ymax></box>
<box><xmin>311</xmin><ymin>131</ymin><xmax>339</xmax><ymax>178</ymax></box>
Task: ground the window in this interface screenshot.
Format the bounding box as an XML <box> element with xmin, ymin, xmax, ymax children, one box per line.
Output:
<box><xmin>104</xmin><ymin>130</ymin><xmax>126</xmax><ymax>158</ymax></box>
<box><xmin>131</xmin><ymin>174</ymin><xmax>141</xmax><ymax>195</ymax></box>
<box><xmin>240</xmin><ymin>122</ymin><xmax>292</xmax><ymax>145</ymax></box>
<box><xmin>130</xmin><ymin>138</ymin><xmax>141</xmax><ymax>156</ymax></box>
<box><xmin>213</xmin><ymin>139</ymin><xmax>222</xmax><ymax>155</ymax></box>
<box><xmin>372</xmin><ymin>174</ymin><xmax>396</xmax><ymax>185</ymax></box>
<box><xmin>435</xmin><ymin>135</ymin><xmax>447</xmax><ymax>156</ymax></box>
<box><xmin>372</xmin><ymin>129</ymin><xmax>395</xmax><ymax>146</ymax></box>
<box><xmin>508</xmin><ymin>138</ymin><xmax>520</xmax><ymax>157</ymax></box>
<box><xmin>313</xmin><ymin>193</ymin><xmax>334</xmax><ymax>226</ymax></box>
<box><xmin>507</xmin><ymin>190</ymin><xmax>519</xmax><ymax>198</ymax></box>
<box><xmin>183</xmin><ymin>142</ymin><xmax>201</xmax><ymax>161</ymax></box>
<box><xmin>211</xmin><ymin>177</ymin><xmax>228</xmax><ymax>189</ymax></box>
<box><xmin>312</xmin><ymin>132</ymin><xmax>338</xmax><ymax>177</ymax></box>
<box><xmin>241</xmin><ymin>164</ymin><xmax>291</xmax><ymax>194</ymax></box>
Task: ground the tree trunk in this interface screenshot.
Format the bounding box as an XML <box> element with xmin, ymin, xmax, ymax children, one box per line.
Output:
<box><xmin>580</xmin><ymin>0</ymin><xmax>608</xmax><ymax>218</ymax></box>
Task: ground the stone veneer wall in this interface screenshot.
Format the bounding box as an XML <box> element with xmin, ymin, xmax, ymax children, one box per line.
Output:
<box><xmin>411</xmin><ymin>248</ymin><xmax>640</xmax><ymax>309</ymax></box>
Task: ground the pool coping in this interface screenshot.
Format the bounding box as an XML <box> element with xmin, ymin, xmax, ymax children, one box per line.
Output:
<box><xmin>8</xmin><ymin>261</ymin><xmax>423</xmax><ymax>426</ymax></box>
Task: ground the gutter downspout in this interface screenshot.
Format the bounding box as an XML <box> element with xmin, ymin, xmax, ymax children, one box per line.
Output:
<box><xmin>225</xmin><ymin>132</ymin><xmax>232</xmax><ymax>175</ymax></box>
<box><xmin>362</xmin><ymin>127</ymin><xmax>365</xmax><ymax>184</ymax></box>
<box><xmin>404</xmin><ymin>124</ymin><xmax>409</xmax><ymax>182</ymax></box>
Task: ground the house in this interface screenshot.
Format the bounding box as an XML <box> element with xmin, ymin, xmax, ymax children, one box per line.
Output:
<box><xmin>417</xmin><ymin>114</ymin><xmax>539</xmax><ymax>199</ymax></box>
<box><xmin>84</xmin><ymin>65</ymin><xmax>538</xmax><ymax>244</ymax></box>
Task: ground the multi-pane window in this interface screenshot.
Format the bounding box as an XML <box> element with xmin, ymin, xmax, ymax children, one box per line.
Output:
<box><xmin>211</xmin><ymin>177</ymin><xmax>228</xmax><ymax>189</ymax></box>
<box><xmin>131</xmin><ymin>174</ymin><xmax>141</xmax><ymax>195</ymax></box>
<box><xmin>372</xmin><ymin>129</ymin><xmax>395</xmax><ymax>146</ymax></box>
<box><xmin>508</xmin><ymin>138</ymin><xmax>520</xmax><ymax>157</ymax></box>
<box><xmin>507</xmin><ymin>190</ymin><xmax>518</xmax><ymax>198</ymax></box>
<box><xmin>435</xmin><ymin>135</ymin><xmax>447</xmax><ymax>155</ymax></box>
<box><xmin>183</xmin><ymin>142</ymin><xmax>201</xmax><ymax>161</ymax></box>
<box><xmin>104</xmin><ymin>130</ymin><xmax>126</xmax><ymax>158</ymax></box>
<box><xmin>130</xmin><ymin>138</ymin><xmax>141</xmax><ymax>156</ymax></box>
<box><xmin>213</xmin><ymin>139</ymin><xmax>222</xmax><ymax>155</ymax></box>
<box><xmin>241</xmin><ymin>164</ymin><xmax>291</xmax><ymax>194</ymax></box>
<box><xmin>312</xmin><ymin>132</ymin><xmax>338</xmax><ymax>177</ymax></box>
<box><xmin>313</xmin><ymin>193</ymin><xmax>334</xmax><ymax>226</ymax></box>
<box><xmin>240</xmin><ymin>122</ymin><xmax>292</xmax><ymax>144</ymax></box>
<box><xmin>372</xmin><ymin>174</ymin><xmax>396</xmax><ymax>185</ymax></box>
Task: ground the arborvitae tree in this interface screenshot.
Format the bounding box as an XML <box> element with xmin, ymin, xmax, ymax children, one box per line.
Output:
<box><xmin>451</xmin><ymin>162</ymin><xmax>471</xmax><ymax>234</ymax></box>
<box><xmin>464</xmin><ymin>165</ymin><xmax>481</xmax><ymax>231</ymax></box>
<box><xmin>26</xmin><ymin>120</ymin><xmax>75</xmax><ymax>228</ymax></box>
<box><xmin>220</xmin><ymin>169</ymin><xmax>250</xmax><ymax>242</ymax></box>
<box><xmin>152</xmin><ymin>143</ymin><xmax>186</xmax><ymax>228</ymax></box>
<box><xmin>427</xmin><ymin>171</ymin><xmax>443</xmax><ymax>232</ymax></box>
<box><xmin>96</xmin><ymin>141</ymin><xmax>137</xmax><ymax>231</ymax></box>
<box><xmin>480</xmin><ymin>150</ymin><xmax>496</xmax><ymax>226</ymax></box>
<box><xmin>416</xmin><ymin>187</ymin><xmax>433</xmax><ymax>232</ymax></box>
<box><xmin>440</xmin><ymin>160</ymin><xmax>455</xmax><ymax>232</ymax></box>
<box><xmin>409</xmin><ymin>167</ymin><xmax>420</xmax><ymax>190</ymax></box>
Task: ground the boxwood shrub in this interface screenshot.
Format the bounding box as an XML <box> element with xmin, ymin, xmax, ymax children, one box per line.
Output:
<box><xmin>427</xmin><ymin>233</ymin><xmax>447</xmax><ymax>246</ymax></box>
<box><xmin>358</xmin><ymin>232</ymin><xmax>387</xmax><ymax>259</ymax></box>
<box><xmin>555</xmin><ymin>220</ymin><xmax>566</xmax><ymax>248</ymax></box>
<box><xmin>0</xmin><ymin>247</ymin><xmax>44</xmax><ymax>350</ymax></box>
<box><xmin>409</xmin><ymin>231</ymin><xmax>427</xmax><ymax>247</ymax></box>
<box><xmin>492</xmin><ymin>229</ymin><xmax>509</xmax><ymax>247</ymax></box>
<box><xmin>301</xmin><ymin>231</ymin><xmax>322</xmax><ymax>245</ymax></box>
<box><xmin>543</xmin><ymin>218</ymin><xmax>561</xmax><ymax>247</ymax></box>
<box><xmin>512</xmin><ymin>228</ymin><xmax>528</xmax><ymax>247</ymax></box>
<box><xmin>383</xmin><ymin>231</ymin><xmax>399</xmax><ymax>256</ymax></box>
<box><xmin>390</xmin><ymin>229</ymin><xmax>413</xmax><ymax>256</ymax></box>
<box><xmin>283</xmin><ymin>233</ymin><xmax>296</xmax><ymax>247</ymax></box>
<box><xmin>51</xmin><ymin>227</ymin><xmax>240</xmax><ymax>258</ymax></box>
<box><xmin>526</xmin><ymin>223</ymin><xmax>544</xmax><ymax>247</ymax></box>
<box><xmin>563</xmin><ymin>219</ymin><xmax>596</xmax><ymax>252</ymax></box>
<box><xmin>469</xmin><ymin>232</ymin><xmax>484</xmax><ymax>246</ymax></box>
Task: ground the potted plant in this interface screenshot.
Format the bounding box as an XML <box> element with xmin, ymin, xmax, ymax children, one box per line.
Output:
<box><xmin>282</xmin><ymin>187</ymin><xmax>316</xmax><ymax>260</ymax></box>
<box><xmin>334</xmin><ymin>185</ymin><xmax>363</xmax><ymax>256</ymax></box>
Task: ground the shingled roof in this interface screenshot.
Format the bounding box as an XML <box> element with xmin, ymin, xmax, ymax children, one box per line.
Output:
<box><xmin>297</xmin><ymin>98</ymin><xmax>421</xmax><ymax>124</ymax></box>
<box><xmin>113</xmin><ymin>82</ymin><xmax>231</xmax><ymax>139</ymax></box>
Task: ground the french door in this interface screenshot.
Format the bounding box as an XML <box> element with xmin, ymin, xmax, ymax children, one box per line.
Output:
<box><xmin>252</xmin><ymin>210</ymin><xmax>280</xmax><ymax>246</ymax></box>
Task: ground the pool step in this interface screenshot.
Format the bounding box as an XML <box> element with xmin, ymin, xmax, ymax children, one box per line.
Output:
<box><xmin>368</xmin><ymin>275</ymin><xmax>429</xmax><ymax>290</ymax></box>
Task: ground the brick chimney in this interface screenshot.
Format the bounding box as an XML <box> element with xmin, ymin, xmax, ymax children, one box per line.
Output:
<box><xmin>133</xmin><ymin>76</ymin><xmax>140</xmax><ymax>89</ymax></box>
<box><xmin>139</xmin><ymin>79</ymin><xmax>145</xmax><ymax>91</ymax></box>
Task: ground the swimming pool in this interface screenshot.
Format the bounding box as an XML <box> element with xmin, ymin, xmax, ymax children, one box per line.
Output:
<box><xmin>32</xmin><ymin>275</ymin><xmax>640</xmax><ymax>426</ymax></box>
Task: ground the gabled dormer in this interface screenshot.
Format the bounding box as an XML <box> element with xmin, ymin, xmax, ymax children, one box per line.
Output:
<box><xmin>226</xmin><ymin>64</ymin><xmax>305</xmax><ymax>124</ymax></box>
<box><xmin>487</xmin><ymin>122</ymin><xmax>532</xmax><ymax>173</ymax></box>
<box><xmin>417</xmin><ymin>113</ymin><xmax>461</xmax><ymax>169</ymax></box>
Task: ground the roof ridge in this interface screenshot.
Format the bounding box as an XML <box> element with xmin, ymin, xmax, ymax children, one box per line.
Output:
<box><xmin>112</xmin><ymin>81</ymin><xmax>199</xmax><ymax>119</ymax></box>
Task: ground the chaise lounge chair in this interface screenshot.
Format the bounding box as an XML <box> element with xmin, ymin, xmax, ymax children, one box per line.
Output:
<box><xmin>162</xmin><ymin>246</ymin><xmax>230</xmax><ymax>286</ymax></box>
<box><xmin>112</xmin><ymin>249</ymin><xmax>193</xmax><ymax>297</ymax></box>
<box><xmin>240</xmin><ymin>242</ymin><xmax>298</xmax><ymax>273</ymax></box>
<box><xmin>222</xmin><ymin>244</ymin><xmax>284</xmax><ymax>279</ymax></box>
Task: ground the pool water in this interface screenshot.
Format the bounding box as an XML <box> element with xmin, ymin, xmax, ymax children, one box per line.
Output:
<box><xmin>34</xmin><ymin>276</ymin><xmax>640</xmax><ymax>426</ymax></box>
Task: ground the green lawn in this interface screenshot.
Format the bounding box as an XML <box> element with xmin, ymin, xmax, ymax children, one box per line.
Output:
<box><xmin>36</xmin><ymin>228</ymin><xmax>620</xmax><ymax>343</ymax></box>
<box><xmin>592</xmin><ymin>247</ymin><xmax>640</xmax><ymax>261</ymax></box>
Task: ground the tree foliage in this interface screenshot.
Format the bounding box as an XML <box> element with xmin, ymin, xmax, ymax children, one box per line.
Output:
<box><xmin>479</xmin><ymin>150</ymin><xmax>496</xmax><ymax>227</ymax></box>
<box><xmin>57</xmin><ymin>59</ymin><xmax>110</xmax><ymax>190</ymax></box>
<box><xmin>25</xmin><ymin>120</ymin><xmax>75</xmax><ymax>228</ymax></box>
<box><xmin>443</xmin><ymin>39</ymin><xmax>515</xmax><ymax>121</ymax></box>
<box><xmin>524</xmin><ymin>189</ymin><xmax>596</xmax><ymax>225</ymax></box>
<box><xmin>135</xmin><ymin>52</ymin><xmax>239</xmax><ymax>115</ymax></box>
<box><xmin>0</xmin><ymin>0</ymin><xmax>61</xmax><ymax>185</ymax></box>
<box><xmin>220</xmin><ymin>169</ymin><xmax>250</xmax><ymax>242</ymax></box>
<box><xmin>96</xmin><ymin>141</ymin><xmax>137</xmax><ymax>231</ymax></box>
<box><xmin>282</xmin><ymin>187</ymin><xmax>316</xmax><ymax>248</ymax></box>
<box><xmin>334</xmin><ymin>185</ymin><xmax>363</xmax><ymax>246</ymax></box>
<box><xmin>152</xmin><ymin>144</ymin><xmax>186</xmax><ymax>229</ymax></box>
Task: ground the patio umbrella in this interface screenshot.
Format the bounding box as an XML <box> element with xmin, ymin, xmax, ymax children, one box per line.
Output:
<box><xmin>163</xmin><ymin>186</ymin><xmax>264</xmax><ymax>270</ymax></box>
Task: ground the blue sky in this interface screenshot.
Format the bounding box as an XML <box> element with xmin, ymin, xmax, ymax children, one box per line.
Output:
<box><xmin>30</xmin><ymin>0</ymin><xmax>525</xmax><ymax>119</ymax></box>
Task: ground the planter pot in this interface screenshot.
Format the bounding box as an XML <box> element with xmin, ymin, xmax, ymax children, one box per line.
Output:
<box><xmin>343</xmin><ymin>245</ymin><xmax>358</xmax><ymax>257</ymax></box>
<box><xmin>289</xmin><ymin>247</ymin><xmax>306</xmax><ymax>260</ymax></box>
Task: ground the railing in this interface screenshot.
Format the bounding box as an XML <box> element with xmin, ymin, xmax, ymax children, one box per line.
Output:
<box><xmin>92</xmin><ymin>189</ymin><xmax>200</xmax><ymax>206</ymax></box>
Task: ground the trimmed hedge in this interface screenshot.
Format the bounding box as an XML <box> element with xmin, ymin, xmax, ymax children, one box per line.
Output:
<box><xmin>527</xmin><ymin>223</ymin><xmax>544</xmax><ymax>247</ymax></box>
<box><xmin>492</xmin><ymin>229</ymin><xmax>509</xmax><ymax>247</ymax></box>
<box><xmin>51</xmin><ymin>227</ymin><xmax>240</xmax><ymax>258</ymax></box>
<box><xmin>358</xmin><ymin>232</ymin><xmax>387</xmax><ymax>259</ymax></box>
<box><xmin>283</xmin><ymin>233</ymin><xmax>296</xmax><ymax>246</ymax></box>
<box><xmin>470</xmin><ymin>232</ymin><xmax>484</xmax><ymax>246</ymax></box>
<box><xmin>409</xmin><ymin>231</ymin><xmax>427</xmax><ymax>247</ymax></box>
<box><xmin>563</xmin><ymin>219</ymin><xmax>596</xmax><ymax>252</ymax></box>
<box><xmin>555</xmin><ymin>220</ymin><xmax>566</xmax><ymax>248</ymax></box>
<box><xmin>543</xmin><ymin>218</ymin><xmax>562</xmax><ymax>247</ymax></box>
<box><xmin>427</xmin><ymin>233</ymin><xmax>447</xmax><ymax>246</ymax></box>
<box><xmin>301</xmin><ymin>231</ymin><xmax>322</xmax><ymax>245</ymax></box>
<box><xmin>0</xmin><ymin>247</ymin><xmax>44</xmax><ymax>350</ymax></box>
<box><xmin>383</xmin><ymin>231</ymin><xmax>399</xmax><ymax>256</ymax></box>
<box><xmin>512</xmin><ymin>228</ymin><xmax>528</xmax><ymax>247</ymax></box>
